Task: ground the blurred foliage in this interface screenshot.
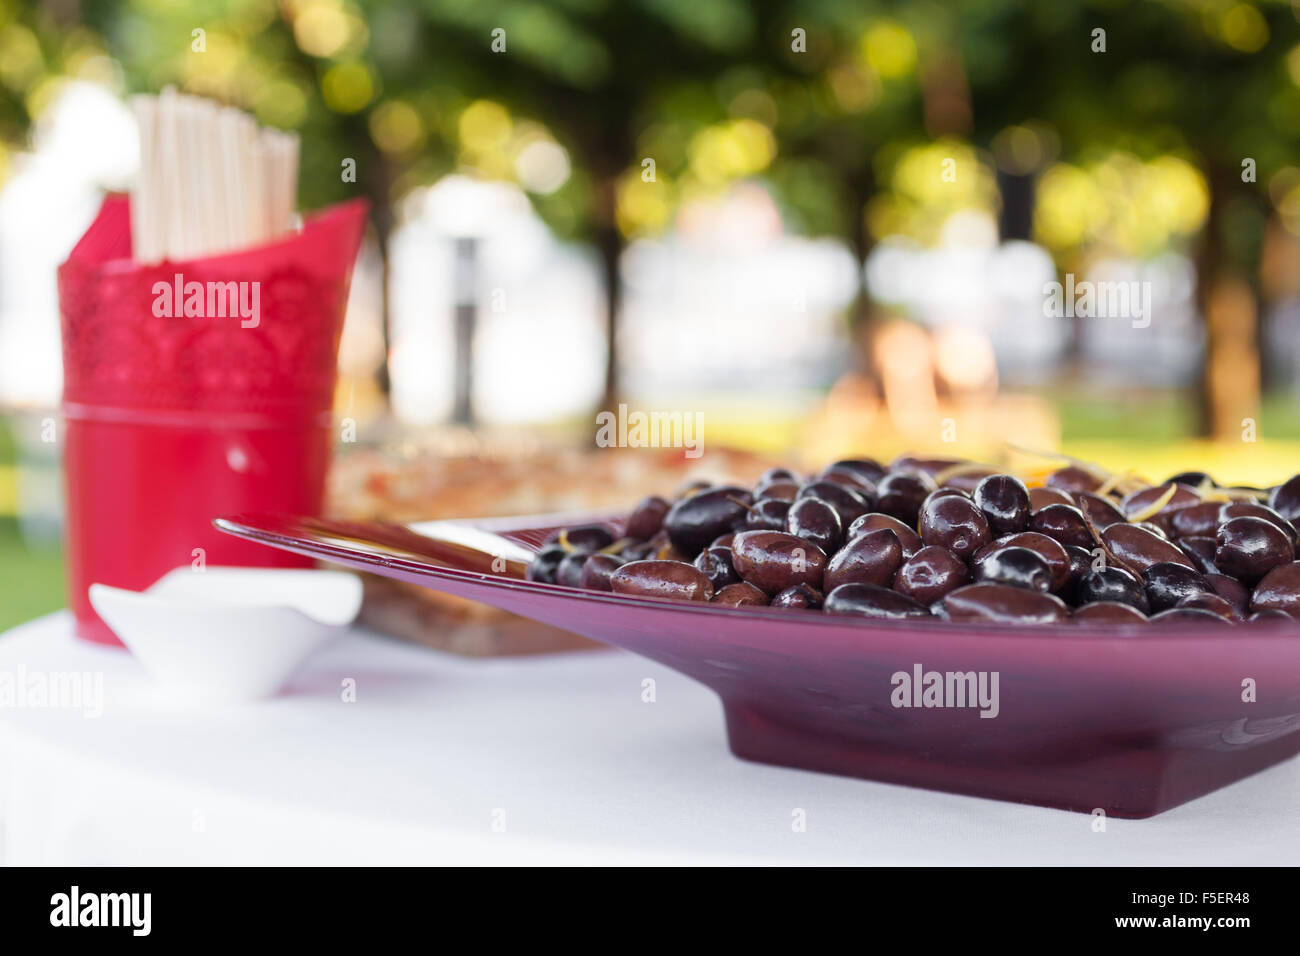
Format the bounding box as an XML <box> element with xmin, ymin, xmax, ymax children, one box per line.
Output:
<box><xmin>0</xmin><ymin>1</ymin><xmax>1294</xmax><ymax>263</ymax></box>
<box><xmin>1035</xmin><ymin>153</ymin><xmax>1209</xmax><ymax>259</ymax></box>
<box><xmin>866</xmin><ymin>139</ymin><xmax>1000</xmax><ymax>244</ymax></box>
<box><xmin>0</xmin><ymin>0</ymin><xmax>1297</xmax><ymax>417</ymax></box>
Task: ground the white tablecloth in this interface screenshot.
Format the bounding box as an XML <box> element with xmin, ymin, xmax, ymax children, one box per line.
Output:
<box><xmin>1</xmin><ymin>611</ymin><xmax>1297</xmax><ymax>865</ymax></box>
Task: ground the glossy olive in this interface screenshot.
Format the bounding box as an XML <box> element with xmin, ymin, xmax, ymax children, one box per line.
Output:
<box><xmin>786</xmin><ymin>496</ymin><xmax>843</xmax><ymax>554</ymax></box>
<box><xmin>847</xmin><ymin>513</ymin><xmax>923</xmax><ymax>558</ymax></box>
<box><xmin>526</xmin><ymin>543</ymin><xmax>567</xmax><ymax>583</ymax></box>
<box><xmin>925</xmin><ymin>487</ymin><xmax>970</xmax><ymax>502</ymax></box>
<box><xmin>555</xmin><ymin>551</ymin><xmax>591</xmax><ymax>587</ymax></box>
<box><xmin>1218</xmin><ymin>502</ymin><xmax>1297</xmax><ymax>546</ymax></box>
<box><xmin>1075</xmin><ymin>566</ymin><xmax>1149</xmax><ymax>613</ymax></box>
<box><xmin>1120</xmin><ymin>483</ymin><xmax>1199</xmax><ymax>521</ymax></box>
<box><xmin>1214</xmin><ymin>516</ymin><xmax>1294</xmax><ymax>585</ymax></box>
<box><xmin>889</xmin><ymin>455</ymin><xmax>958</xmax><ymax>479</ymax></box>
<box><xmin>974</xmin><ymin>546</ymin><xmax>1053</xmax><ymax>593</ymax></box>
<box><xmin>1249</xmin><ymin>561</ymin><xmax>1300</xmax><ymax>617</ymax></box>
<box><xmin>1074</xmin><ymin>491</ymin><xmax>1126</xmax><ymax>529</ymax></box>
<box><xmin>1045</xmin><ymin>465</ymin><xmax>1100</xmax><ymax>493</ymax></box>
<box><xmin>824</xmin><ymin>583</ymin><xmax>931</xmax><ymax>620</ymax></box>
<box><xmin>823</xmin><ymin>528</ymin><xmax>903</xmax><ymax>592</ymax></box>
<box><xmin>770</xmin><ymin>584</ymin><xmax>824</xmax><ymax>610</ymax></box>
<box><xmin>1178</xmin><ymin>535</ymin><xmax>1219</xmax><ymax>575</ymax></box>
<box><xmin>874</xmin><ymin>472</ymin><xmax>934</xmax><ymax>526</ymax></box>
<box><xmin>553</xmin><ymin>524</ymin><xmax>615</xmax><ymax>553</ymax></box>
<box><xmin>1028</xmin><ymin>503</ymin><xmax>1093</xmax><ymax>549</ymax></box>
<box><xmin>918</xmin><ymin>494</ymin><xmax>992</xmax><ymax>560</ymax></box>
<box><xmin>1146</xmin><ymin>513</ymin><xmax>1180</xmax><ymax>540</ymax></box>
<box><xmin>1205</xmin><ymin>572</ymin><xmax>1249</xmax><ymax>616</ymax></box>
<box><xmin>753</xmin><ymin>479</ymin><xmax>800</xmax><ymax>502</ymax></box>
<box><xmin>976</xmin><ymin>532</ymin><xmax>1071</xmax><ymax>592</ymax></box>
<box><xmin>745</xmin><ymin>498</ymin><xmax>790</xmax><ymax>531</ymax></box>
<box><xmin>693</xmin><ymin>546</ymin><xmax>740</xmax><ymax>591</ymax></box>
<box><xmin>1061</xmin><ymin>545</ymin><xmax>1095</xmax><ymax>604</ymax></box>
<box><xmin>1166</xmin><ymin>471</ymin><xmax>1214</xmax><ymax>488</ymax></box>
<box><xmin>731</xmin><ymin>530</ymin><xmax>828</xmax><ymax>594</ymax></box>
<box><xmin>625</xmin><ymin>495</ymin><xmax>670</xmax><ymax>541</ymax></box>
<box><xmin>941</xmin><ymin>583</ymin><xmax>1069</xmax><ymax>625</ymax></box>
<box><xmin>795</xmin><ymin>480</ymin><xmax>873</xmax><ymax>527</ymax></box>
<box><xmin>972</xmin><ymin>474</ymin><xmax>1031</xmax><ymax>535</ymax></box>
<box><xmin>1141</xmin><ymin>562</ymin><xmax>1210</xmax><ymax>613</ymax></box>
<box><xmin>1131</xmin><ymin>520</ymin><xmax>1170</xmax><ymax>540</ymax></box>
<box><xmin>712</xmin><ymin>581</ymin><xmax>769</xmax><ymax>607</ymax></box>
<box><xmin>943</xmin><ymin>469</ymin><xmax>999</xmax><ymax>494</ymax></box>
<box><xmin>621</xmin><ymin>540</ymin><xmax>657</xmax><ymax>561</ymax></box>
<box><xmin>1101</xmin><ymin>523</ymin><xmax>1196</xmax><ymax>575</ymax></box>
<box><xmin>610</xmin><ymin>559</ymin><xmax>714</xmax><ymax>602</ymax></box>
<box><xmin>577</xmin><ymin>553</ymin><xmax>625</xmax><ymax>591</ymax></box>
<box><xmin>1175</xmin><ymin>592</ymin><xmax>1238</xmax><ymax>621</ymax></box>
<box><xmin>821</xmin><ymin>470</ymin><xmax>875</xmax><ymax>492</ymax></box>
<box><xmin>1268</xmin><ymin>475</ymin><xmax>1300</xmax><ymax>523</ymax></box>
<box><xmin>1072</xmin><ymin>601</ymin><xmax>1148</xmax><ymax>625</ymax></box>
<box><xmin>758</xmin><ymin>467</ymin><xmax>799</xmax><ymax>486</ymax></box>
<box><xmin>1169</xmin><ymin>502</ymin><xmax>1223</xmax><ymax>539</ymax></box>
<box><xmin>663</xmin><ymin>486</ymin><xmax>751</xmax><ymax>555</ymax></box>
<box><xmin>1248</xmin><ymin>609</ymin><xmax>1295</xmax><ymax>623</ymax></box>
<box><xmin>893</xmin><ymin>545</ymin><xmax>969</xmax><ymax>605</ymax></box>
<box><xmin>646</xmin><ymin>530</ymin><xmax>689</xmax><ymax>562</ymax></box>
<box><xmin>1029</xmin><ymin>487</ymin><xmax>1074</xmax><ymax>509</ymax></box>
<box><xmin>1147</xmin><ymin>607</ymin><xmax>1229</xmax><ymax>625</ymax></box>
<box><xmin>825</xmin><ymin>458</ymin><xmax>887</xmax><ymax>485</ymax></box>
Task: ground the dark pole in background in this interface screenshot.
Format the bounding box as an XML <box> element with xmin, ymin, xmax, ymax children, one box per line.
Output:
<box><xmin>995</xmin><ymin>170</ymin><xmax>1035</xmax><ymax>243</ymax></box>
<box><xmin>452</xmin><ymin>236</ymin><xmax>478</xmax><ymax>426</ymax></box>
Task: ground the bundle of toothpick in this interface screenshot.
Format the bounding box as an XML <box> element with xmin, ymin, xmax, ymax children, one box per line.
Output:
<box><xmin>130</xmin><ymin>88</ymin><xmax>300</xmax><ymax>264</ymax></box>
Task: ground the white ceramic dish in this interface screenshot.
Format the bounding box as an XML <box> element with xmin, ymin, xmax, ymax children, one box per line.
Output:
<box><xmin>89</xmin><ymin>566</ymin><xmax>362</xmax><ymax>702</ymax></box>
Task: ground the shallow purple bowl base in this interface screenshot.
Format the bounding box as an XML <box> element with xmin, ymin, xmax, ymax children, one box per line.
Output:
<box><xmin>474</xmin><ymin>576</ymin><xmax>1300</xmax><ymax>818</ymax></box>
<box><xmin>725</xmin><ymin>703</ymin><xmax>1300</xmax><ymax>818</ymax></box>
<box><xmin>215</xmin><ymin>512</ymin><xmax>1300</xmax><ymax>819</ymax></box>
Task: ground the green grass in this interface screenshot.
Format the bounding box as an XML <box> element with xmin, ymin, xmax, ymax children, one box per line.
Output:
<box><xmin>0</xmin><ymin>518</ymin><xmax>65</xmax><ymax>631</ymax></box>
<box><xmin>1056</xmin><ymin>390</ymin><xmax>1198</xmax><ymax>442</ymax></box>
<box><xmin>1053</xmin><ymin>389</ymin><xmax>1300</xmax><ymax>444</ymax></box>
<box><xmin>0</xmin><ymin>416</ymin><xmax>65</xmax><ymax>630</ymax></box>
<box><xmin>1260</xmin><ymin>393</ymin><xmax>1300</xmax><ymax>440</ymax></box>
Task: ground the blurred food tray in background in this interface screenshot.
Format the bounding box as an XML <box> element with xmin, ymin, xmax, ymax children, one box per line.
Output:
<box><xmin>327</xmin><ymin>431</ymin><xmax>777</xmax><ymax>655</ymax></box>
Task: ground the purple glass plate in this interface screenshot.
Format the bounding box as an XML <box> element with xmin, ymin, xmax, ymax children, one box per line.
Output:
<box><xmin>216</xmin><ymin>511</ymin><xmax>1300</xmax><ymax>818</ymax></box>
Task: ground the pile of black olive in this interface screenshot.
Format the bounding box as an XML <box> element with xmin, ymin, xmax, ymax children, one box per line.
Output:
<box><xmin>525</xmin><ymin>456</ymin><xmax>1300</xmax><ymax>626</ymax></box>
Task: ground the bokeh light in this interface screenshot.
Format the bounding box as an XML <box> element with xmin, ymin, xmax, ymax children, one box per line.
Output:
<box><xmin>321</xmin><ymin>61</ymin><xmax>375</xmax><ymax>113</ymax></box>
<box><xmin>1035</xmin><ymin>153</ymin><xmax>1208</xmax><ymax>258</ymax></box>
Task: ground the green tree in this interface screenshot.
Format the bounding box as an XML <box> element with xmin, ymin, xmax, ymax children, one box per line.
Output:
<box><xmin>954</xmin><ymin>0</ymin><xmax>1299</xmax><ymax>437</ymax></box>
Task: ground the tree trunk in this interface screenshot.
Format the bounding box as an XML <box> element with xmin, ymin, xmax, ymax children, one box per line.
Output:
<box><xmin>592</xmin><ymin>174</ymin><xmax>622</xmax><ymax>413</ymax></box>
<box><xmin>847</xmin><ymin>168</ymin><xmax>875</xmax><ymax>327</ymax></box>
<box><xmin>1195</xmin><ymin>162</ymin><xmax>1262</xmax><ymax>441</ymax></box>
<box><xmin>595</xmin><ymin>224</ymin><xmax>622</xmax><ymax>413</ymax></box>
<box><xmin>373</xmin><ymin>222</ymin><xmax>392</xmax><ymax>398</ymax></box>
<box><xmin>845</xmin><ymin>166</ymin><xmax>878</xmax><ymax>384</ymax></box>
<box><xmin>363</xmin><ymin>150</ymin><xmax>395</xmax><ymax>399</ymax></box>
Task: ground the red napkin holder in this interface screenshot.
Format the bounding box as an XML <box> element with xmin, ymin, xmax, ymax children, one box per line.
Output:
<box><xmin>58</xmin><ymin>195</ymin><xmax>368</xmax><ymax>646</ymax></box>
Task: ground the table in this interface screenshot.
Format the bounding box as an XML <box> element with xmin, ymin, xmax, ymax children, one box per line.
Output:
<box><xmin>1</xmin><ymin>612</ymin><xmax>1297</xmax><ymax>865</ymax></box>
